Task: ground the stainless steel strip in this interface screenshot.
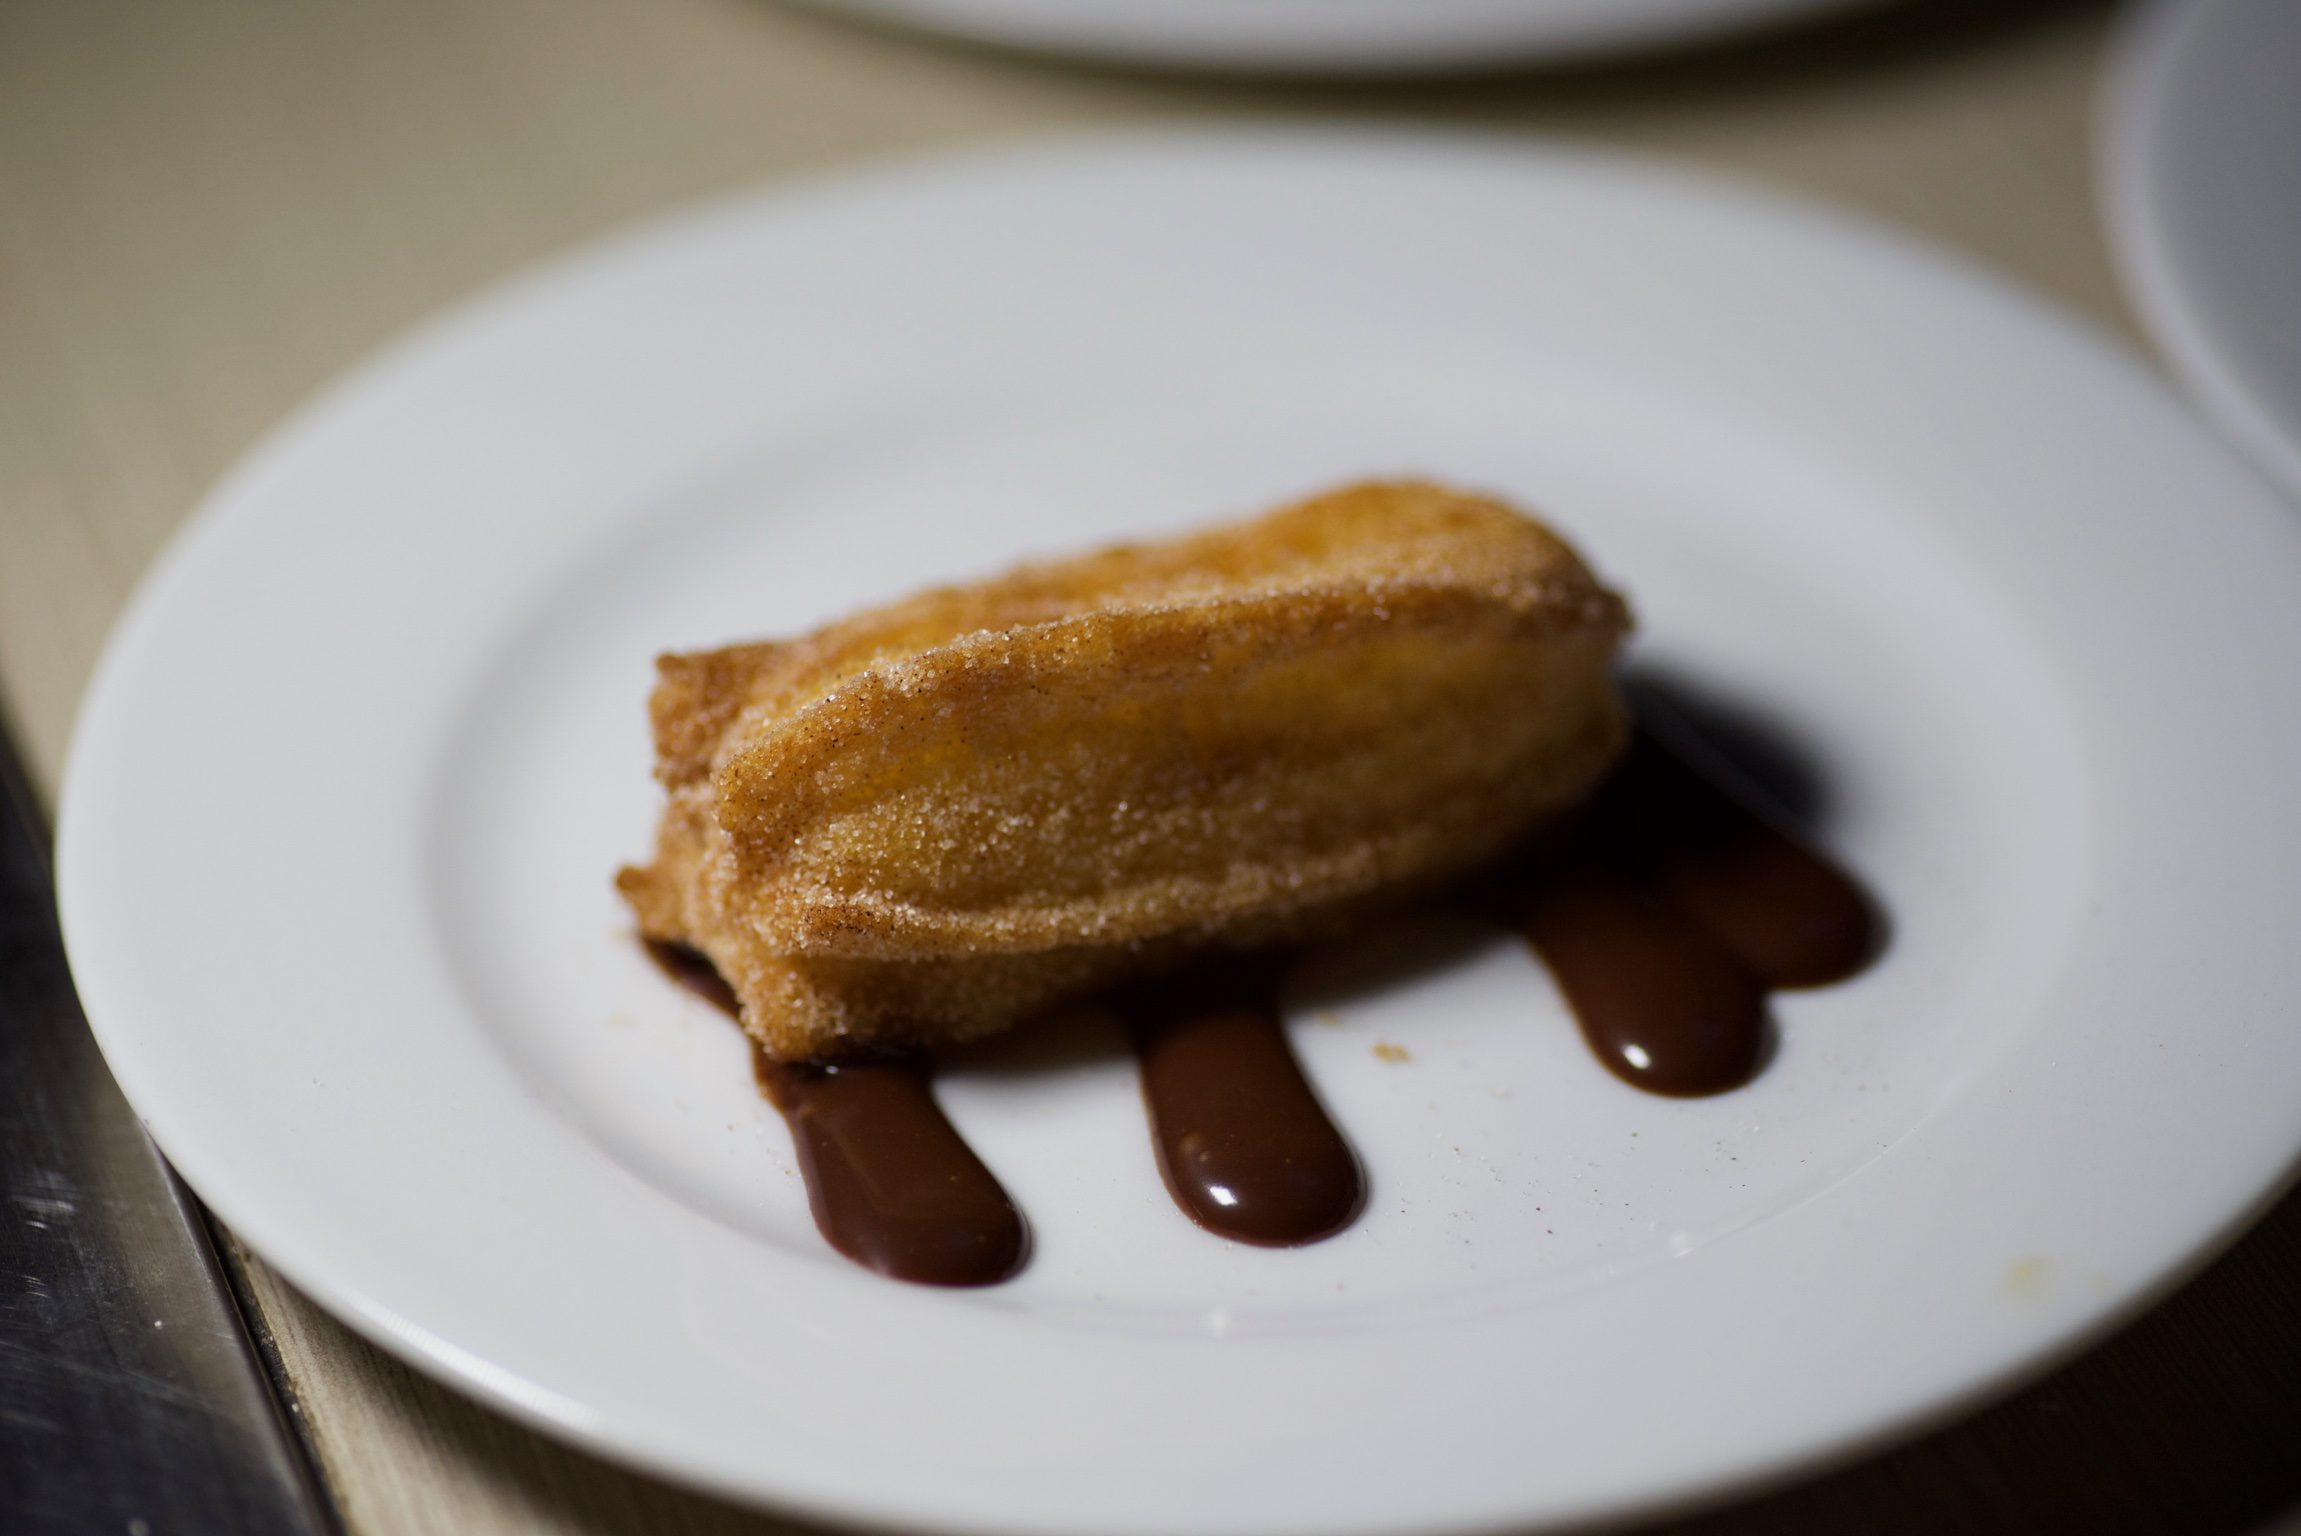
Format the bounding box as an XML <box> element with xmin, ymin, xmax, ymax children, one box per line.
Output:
<box><xmin>0</xmin><ymin>736</ymin><xmax>339</xmax><ymax>1536</ymax></box>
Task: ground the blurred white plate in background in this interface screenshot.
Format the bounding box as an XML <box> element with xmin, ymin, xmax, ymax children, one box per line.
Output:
<box><xmin>799</xmin><ymin>0</ymin><xmax>1875</xmax><ymax>73</ymax></box>
<box><xmin>2105</xmin><ymin>0</ymin><xmax>2301</xmax><ymax>506</ymax></box>
<box><xmin>59</xmin><ymin>131</ymin><xmax>2301</xmax><ymax>1535</ymax></box>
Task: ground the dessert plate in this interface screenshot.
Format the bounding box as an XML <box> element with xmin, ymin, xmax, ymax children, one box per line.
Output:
<box><xmin>59</xmin><ymin>131</ymin><xmax>2301</xmax><ymax>1536</ymax></box>
<box><xmin>2103</xmin><ymin>0</ymin><xmax>2301</xmax><ymax>506</ymax></box>
<box><xmin>798</xmin><ymin>0</ymin><xmax>1873</xmax><ymax>73</ymax></box>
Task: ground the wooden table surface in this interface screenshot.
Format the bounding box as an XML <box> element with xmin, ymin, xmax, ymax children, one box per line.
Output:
<box><xmin>6</xmin><ymin>0</ymin><xmax>2299</xmax><ymax>1531</ymax></box>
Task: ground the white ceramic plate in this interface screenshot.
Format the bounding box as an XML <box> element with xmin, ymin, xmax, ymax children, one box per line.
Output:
<box><xmin>60</xmin><ymin>132</ymin><xmax>2301</xmax><ymax>1536</ymax></box>
<box><xmin>2104</xmin><ymin>0</ymin><xmax>2301</xmax><ymax>506</ymax></box>
<box><xmin>799</xmin><ymin>0</ymin><xmax>1872</xmax><ymax>73</ymax></box>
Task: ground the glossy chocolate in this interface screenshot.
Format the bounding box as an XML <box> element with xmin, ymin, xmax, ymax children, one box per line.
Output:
<box><xmin>755</xmin><ymin>1052</ymin><xmax>1029</xmax><ymax>1288</ymax></box>
<box><xmin>1610</xmin><ymin>731</ymin><xmax>1877</xmax><ymax>988</ymax></box>
<box><xmin>644</xmin><ymin>941</ymin><xmax>1027</xmax><ymax>1286</ymax></box>
<box><xmin>1123</xmin><ymin>965</ymin><xmax>1365</xmax><ymax>1246</ymax></box>
<box><xmin>1510</xmin><ymin>729</ymin><xmax>1877</xmax><ymax>1096</ymax></box>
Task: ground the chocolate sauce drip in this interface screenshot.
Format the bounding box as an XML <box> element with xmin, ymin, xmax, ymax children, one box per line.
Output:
<box><xmin>755</xmin><ymin>1052</ymin><xmax>1029</xmax><ymax>1288</ymax></box>
<box><xmin>1509</xmin><ymin>729</ymin><xmax>1877</xmax><ymax>1097</ymax></box>
<box><xmin>643</xmin><ymin>940</ymin><xmax>1028</xmax><ymax>1287</ymax></box>
<box><xmin>1516</xmin><ymin>842</ymin><xmax>1773</xmax><ymax>1096</ymax></box>
<box><xmin>643</xmin><ymin>938</ymin><xmax>739</xmax><ymax>1016</ymax></box>
<box><xmin>1611</xmin><ymin>732</ymin><xmax>1878</xmax><ymax>988</ymax></box>
<box><xmin>1124</xmin><ymin>965</ymin><xmax>1365</xmax><ymax>1246</ymax></box>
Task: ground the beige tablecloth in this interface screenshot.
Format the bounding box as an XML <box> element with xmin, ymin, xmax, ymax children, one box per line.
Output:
<box><xmin>7</xmin><ymin>1</ymin><xmax>2298</xmax><ymax>1531</ymax></box>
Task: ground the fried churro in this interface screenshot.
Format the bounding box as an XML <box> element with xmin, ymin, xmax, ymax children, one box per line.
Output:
<box><xmin>619</xmin><ymin>480</ymin><xmax>1630</xmax><ymax>1060</ymax></box>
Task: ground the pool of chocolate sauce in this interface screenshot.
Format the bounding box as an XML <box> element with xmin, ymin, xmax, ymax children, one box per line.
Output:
<box><xmin>646</xmin><ymin>724</ymin><xmax>1877</xmax><ymax>1287</ymax></box>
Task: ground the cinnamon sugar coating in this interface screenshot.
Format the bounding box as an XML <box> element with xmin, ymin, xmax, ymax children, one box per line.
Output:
<box><xmin>619</xmin><ymin>481</ymin><xmax>1631</xmax><ymax>1060</ymax></box>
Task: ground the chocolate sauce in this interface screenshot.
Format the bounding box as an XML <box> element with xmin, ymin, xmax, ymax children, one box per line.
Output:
<box><xmin>755</xmin><ymin>1052</ymin><xmax>1028</xmax><ymax>1288</ymax></box>
<box><xmin>1610</xmin><ymin>732</ymin><xmax>1877</xmax><ymax>988</ymax></box>
<box><xmin>640</xmin><ymin>716</ymin><xmax>1878</xmax><ymax>1283</ymax></box>
<box><xmin>643</xmin><ymin>940</ymin><xmax>1028</xmax><ymax>1287</ymax></box>
<box><xmin>644</xmin><ymin>938</ymin><xmax>739</xmax><ymax>1016</ymax></box>
<box><xmin>1508</xmin><ymin>729</ymin><xmax>1877</xmax><ymax>1097</ymax></box>
<box><xmin>1515</xmin><ymin>842</ymin><xmax>1773</xmax><ymax>1096</ymax></box>
<box><xmin>1123</xmin><ymin>965</ymin><xmax>1365</xmax><ymax>1246</ymax></box>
